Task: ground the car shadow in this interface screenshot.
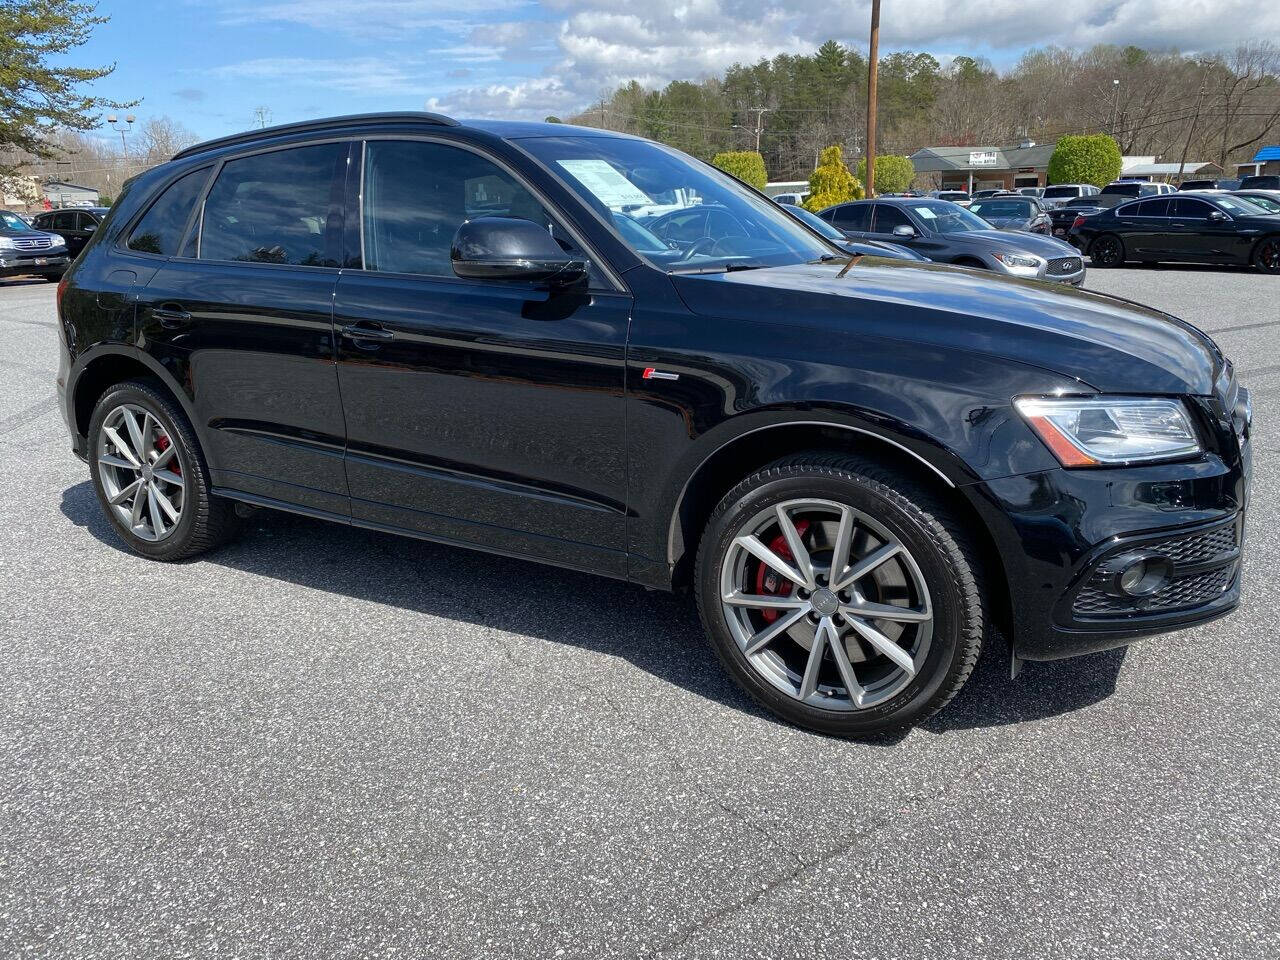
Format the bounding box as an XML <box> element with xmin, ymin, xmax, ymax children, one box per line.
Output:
<box><xmin>59</xmin><ymin>481</ymin><xmax>1125</xmax><ymax>739</ymax></box>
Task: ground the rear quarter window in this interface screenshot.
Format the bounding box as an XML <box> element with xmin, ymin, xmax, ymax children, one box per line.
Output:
<box><xmin>126</xmin><ymin>166</ymin><xmax>212</xmax><ymax>255</ymax></box>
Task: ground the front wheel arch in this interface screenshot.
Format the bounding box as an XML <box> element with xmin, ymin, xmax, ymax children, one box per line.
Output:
<box><xmin>1251</xmin><ymin>234</ymin><xmax>1280</xmax><ymax>273</ymax></box>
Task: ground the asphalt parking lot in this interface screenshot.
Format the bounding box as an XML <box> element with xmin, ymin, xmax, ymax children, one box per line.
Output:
<box><xmin>1</xmin><ymin>266</ymin><xmax>1277</xmax><ymax>959</ymax></box>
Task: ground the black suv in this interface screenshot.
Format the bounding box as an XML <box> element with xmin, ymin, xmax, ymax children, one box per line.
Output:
<box><xmin>56</xmin><ymin>114</ymin><xmax>1252</xmax><ymax>737</ymax></box>
<box><xmin>32</xmin><ymin>206</ymin><xmax>111</xmax><ymax>258</ymax></box>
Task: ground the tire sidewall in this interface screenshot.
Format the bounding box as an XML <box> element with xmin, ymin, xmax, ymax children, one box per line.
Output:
<box><xmin>87</xmin><ymin>383</ymin><xmax>201</xmax><ymax>560</ymax></box>
<box><xmin>1091</xmin><ymin>234</ymin><xmax>1123</xmax><ymax>267</ymax></box>
<box><xmin>1254</xmin><ymin>237</ymin><xmax>1280</xmax><ymax>274</ymax></box>
<box><xmin>697</xmin><ymin>469</ymin><xmax>971</xmax><ymax>735</ymax></box>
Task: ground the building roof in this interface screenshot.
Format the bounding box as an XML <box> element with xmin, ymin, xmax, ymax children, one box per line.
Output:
<box><xmin>1252</xmin><ymin>146</ymin><xmax>1280</xmax><ymax>162</ymax></box>
<box><xmin>908</xmin><ymin>142</ymin><xmax>1056</xmax><ymax>172</ymax></box>
<box><xmin>1121</xmin><ymin>162</ymin><xmax>1221</xmax><ymax>176</ymax></box>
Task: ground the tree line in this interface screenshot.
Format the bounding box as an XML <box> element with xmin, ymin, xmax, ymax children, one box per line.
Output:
<box><xmin>569</xmin><ymin>40</ymin><xmax>1280</xmax><ymax>181</ymax></box>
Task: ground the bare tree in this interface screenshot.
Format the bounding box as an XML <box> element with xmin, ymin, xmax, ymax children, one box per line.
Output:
<box><xmin>135</xmin><ymin>116</ymin><xmax>199</xmax><ymax>165</ymax></box>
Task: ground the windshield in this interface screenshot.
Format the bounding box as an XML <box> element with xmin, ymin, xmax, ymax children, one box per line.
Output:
<box><xmin>0</xmin><ymin>211</ymin><xmax>36</xmax><ymax>232</ymax></box>
<box><xmin>969</xmin><ymin>199</ymin><xmax>1034</xmax><ymax>218</ymax></box>
<box><xmin>518</xmin><ymin>135</ymin><xmax>832</xmax><ymax>272</ymax></box>
<box><xmin>1043</xmin><ymin>186</ymin><xmax>1079</xmax><ymax>198</ymax></box>
<box><xmin>1214</xmin><ymin>195</ymin><xmax>1272</xmax><ymax>216</ymax></box>
<box><xmin>782</xmin><ymin>203</ymin><xmax>846</xmax><ymax>241</ymax></box>
<box><xmin>910</xmin><ymin>201</ymin><xmax>991</xmax><ymax>234</ymax></box>
<box><xmin>1239</xmin><ymin>194</ymin><xmax>1280</xmax><ymax>213</ymax></box>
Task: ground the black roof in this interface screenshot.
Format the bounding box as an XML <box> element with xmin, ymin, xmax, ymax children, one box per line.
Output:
<box><xmin>173</xmin><ymin>112</ymin><xmax>633</xmax><ymax>161</ymax></box>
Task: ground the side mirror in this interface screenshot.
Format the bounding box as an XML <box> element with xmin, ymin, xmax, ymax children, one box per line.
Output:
<box><xmin>892</xmin><ymin>224</ymin><xmax>916</xmax><ymax>238</ymax></box>
<box><xmin>451</xmin><ymin>217</ymin><xmax>588</xmax><ymax>286</ymax></box>
<box><xmin>1207</xmin><ymin>210</ymin><xmax>1228</xmax><ymax>222</ymax></box>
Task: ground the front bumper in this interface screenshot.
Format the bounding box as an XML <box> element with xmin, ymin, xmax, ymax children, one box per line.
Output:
<box><xmin>966</xmin><ymin>423</ymin><xmax>1251</xmax><ymax>661</ymax></box>
<box><xmin>991</xmin><ymin>255</ymin><xmax>1086</xmax><ymax>286</ymax></box>
<box><xmin>0</xmin><ymin>253</ymin><xmax>70</xmax><ymax>277</ymax></box>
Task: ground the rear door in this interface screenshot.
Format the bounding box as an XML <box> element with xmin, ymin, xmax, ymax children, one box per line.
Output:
<box><xmin>824</xmin><ymin>203</ymin><xmax>871</xmax><ymax>239</ymax></box>
<box><xmin>331</xmin><ymin>137</ymin><xmax>631</xmax><ymax>574</ymax></box>
<box><xmin>1117</xmin><ymin>198</ymin><xmax>1170</xmax><ymax>258</ymax></box>
<box><xmin>135</xmin><ymin>142</ymin><xmax>352</xmax><ymax>515</ymax></box>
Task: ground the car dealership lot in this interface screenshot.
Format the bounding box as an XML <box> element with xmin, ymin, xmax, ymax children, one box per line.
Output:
<box><xmin>1</xmin><ymin>270</ymin><xmax>1276</xmax><ymax>958</ymax></box>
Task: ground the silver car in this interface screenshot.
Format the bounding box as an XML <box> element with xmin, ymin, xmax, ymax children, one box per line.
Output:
<box><xmin>818</xmin><ymin>197</ymin><xmax>1086</xmax><ymax>285</ymax></box>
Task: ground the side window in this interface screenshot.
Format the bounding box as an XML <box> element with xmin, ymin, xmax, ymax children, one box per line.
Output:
<box><xmin>127</xmin><ymin>166</ymin><xmax>211</xmax><ymax>255</ymax></box>
<box><xmin>361</xmin><ymin>139</ymin><xmax>573</xmax><ymax>277</ymax></box>
<box><xmin>51</xmin><ymin>211</ymin><xmax>75</xmax><ymax>230</ymax></box>
<box><xmin>200</xmin><ymin>144</ymin><xmax>346</xmax><ymax>265</ymax></box>
<box><xmin>829</xmin><ymin>204</ymin><xmax>870</xmax><ymax>231</ymax></box>
<box><xmin>1138</xmin><ymin>198</ymin><xmax>1170</xmax><ymax>216</ymax></box>
<box><xmin>705</xmin><ymin>208</ymin><xmax>748</xmax><ymax>239</ymax></box>
<box><xmin>1171</xmin><ymin>198</ymin><xmax>1212</xmax><ymax>219</ymax></box>
<box><xmin>653</xmin><ymin>210</ymin><xmax>706</xmax><ymax>244</ymax></box>
<box><xmin>870</xmin><ymin>204</ymin><xmax>911</xmax><ymax>233</ymax></box>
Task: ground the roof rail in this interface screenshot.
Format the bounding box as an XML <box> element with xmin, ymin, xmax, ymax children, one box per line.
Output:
<box><xmin>172</xmin><ymin>111</ymin><xmax>459</xmax><ymax>161</ymax></box>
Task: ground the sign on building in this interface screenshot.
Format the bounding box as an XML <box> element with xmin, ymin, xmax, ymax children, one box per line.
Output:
<box><xmin>968</xmin><ymin>151</ymin><xmax>1000</xmax><ymax>167</ymax></box>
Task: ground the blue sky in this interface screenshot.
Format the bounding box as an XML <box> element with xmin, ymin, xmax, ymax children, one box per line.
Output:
<box><xmin>77</xmin><ymin>1</ymin><xmax>1276</xmax><ymax>144</ymax></box>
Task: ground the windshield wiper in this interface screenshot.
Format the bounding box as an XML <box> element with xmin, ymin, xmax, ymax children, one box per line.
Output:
<box><xmin>668</xmin><ymin>261</ymin><xmax>767</xmax><ymax>275</ymax></box>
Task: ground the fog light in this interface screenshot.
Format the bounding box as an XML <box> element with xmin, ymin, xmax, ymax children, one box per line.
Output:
<box><xmin>1101</xmin><ymin>551</ymin><xmax>1172</xmax><ymax>599</ymax></box>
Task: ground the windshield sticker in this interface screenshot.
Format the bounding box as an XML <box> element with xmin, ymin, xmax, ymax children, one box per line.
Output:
<box><xmin>557</xmin><ymin>160</ymin><xmax>653</xmax><ymax>208</ymax></box>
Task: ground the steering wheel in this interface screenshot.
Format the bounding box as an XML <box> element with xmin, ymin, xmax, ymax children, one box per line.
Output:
<box><xmin>680</xmin><ymin>236</ymin><xmax>719</xmax><ymax>261</ymax></box>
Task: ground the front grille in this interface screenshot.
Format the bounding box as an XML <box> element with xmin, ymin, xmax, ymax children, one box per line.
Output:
<box><xmin>1048</xmin><ymin>256</ymin><xmax>1082</xmax><ymax>274</ymax></box>
<box><xmin>1072</xmin><ymin>520</ymin><xmax>1240</xmax><ymax>617</ymax></box>
<box><xmin>12</xmin><ymin>236</ymin><xmax>53</xmax><ymax>250</ymax></box>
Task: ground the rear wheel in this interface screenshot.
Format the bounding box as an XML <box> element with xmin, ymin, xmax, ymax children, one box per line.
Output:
<box><xmin>1253</xmin><ymin>236</ymin><xmax>1280</xmax><ymax>274</ymax></box>
<box><xmin>1089</xmin><ymin>234</ymin><xmax>1125</xmax><ymax>267</ymax></box>
<box><xmin>695</xmin><ymin>454</ymin><xmax>984</xmax><ymax>737</ymax></box>
<box><xmin>88</xmin><ymin>379</ymin><xmax>238</xmax><ymax>560</ymax></box>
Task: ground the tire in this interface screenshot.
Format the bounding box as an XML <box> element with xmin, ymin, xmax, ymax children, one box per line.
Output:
<box><xmin>1089</xmin><ymin>234</ymin><xmax>1125</xmax><ymax>267</ymax></box>
<box><xmin>87</xmin><ymin>379</ymin><xmax>238</xmax><ymax>560</ymax></box>
<box><xmin>1253</xmin><ymin>236</ymin><xmax>1280</xmax><ymax>274</ymax></box>
<box><xmin>695</xmin><ymin>453</ymin><xmax>984</xmax><ymax>738</ymax></box>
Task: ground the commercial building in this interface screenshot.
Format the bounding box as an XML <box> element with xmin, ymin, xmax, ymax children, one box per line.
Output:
<box><xmin>908</xmin><ymin>141</ymin><xmax>1055</xmax><ymax>193</ymax></box>
<box><xmin>42</xmin><ymin>181</ymin><xmax>100</xmax><ymax>208</ymax></box>
<box><xmin>1236</xmin><ymin>146</ymin><xmax>1280</xmax><ymax>179</ymax></box>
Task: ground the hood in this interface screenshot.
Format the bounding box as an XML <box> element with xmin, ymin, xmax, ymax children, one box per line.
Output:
<box><xmin>839</xmin><ymin>239</ymin><xmax>928</xmax><ymax>262</ymax></box>
<box><xmin>945</xmin><ymin>229</ymin><xmax>1077</xmax><ymax>257</ymax></box>
<box><xmin>671</xmin><ymin>260</ymin><xmax>1221</xmax><ymax>395</ymax></box>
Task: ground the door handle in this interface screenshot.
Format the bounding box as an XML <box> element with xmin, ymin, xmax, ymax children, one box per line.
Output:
<box><xmin>341</xmin><ymin>322</ymin><xmax>395</xmax><ymax>342</ymax></box>
<box><xmin>152</xmin><ymin>305</ymin><xmax>192</xmax><ymax>329</ymax></box>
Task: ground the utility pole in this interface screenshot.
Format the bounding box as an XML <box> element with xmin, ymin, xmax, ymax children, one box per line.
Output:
<box><xmin>1110</xmin><ymin>79</ymin><xmax>1120</xmax><ymax>142</ymax></box>
<box><xmin>865</xmin><ymin>0</ymin><xmax>881</xmax><ymax>197</ymax></box>
<box><xmin>751</xmin><ymin>108</ymin><xmax>769</xmax><ymax>152</ymax></box>
<box><xmin>1177</xmin><ymin>64</ymin><xmax>1212</xmax><ymax>184</ymax></box>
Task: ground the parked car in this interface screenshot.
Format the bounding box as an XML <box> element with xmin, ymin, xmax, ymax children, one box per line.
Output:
<box><xmin>1239</xmin><ymin>175</ymin><xmax>1280</xmax><ymax>191</ymax></box>
<box><xmin>1179</xmin><ymin>179</ymin><xmax>1240</xmax><ymax>191</ymax></box>
<box><xmin>969</xmin><ymin>189</ymin><xmax>1004</xmax><ymax>200</ymax></box>
<box><xmin>1047</xmin><ymin>194</ymin><xmax>1124</xmax><ymax>239</ymax></box>
<box><xmin>1071</xmin><ymin>191</ymin><xmax>1280</xmax><ymax>271</ymax></box>
<box><xmin>1015</xmin><ymin>187</ymin><xmax>1044</xmax><ymax>197</ymax></box>
<box><xmin>771</xmin><ymin>192</ymin><xmax>808</xmax><ymax>206</ymax></box>
<box><xmin>780</xmin><ymin>203</ymin><xmax>928</xmax><ymax>260</ymax></box>
<box><xmin>928</xmin><ymin>190</ymin><xmax>969</xmax><ymax>202</ymax></box>
<box><xmin>819</xmin><ymin>197</ymin><xmax>1085</xmax><ymax>283</ymax></box>
<box><xmin>1230</xmin><ymin>189</ymin><xmax>1280</xmax><ymax>214</ymax></box>
<box><xmin>0</xmin><ymin>208</ymin><xmax>70</xmax><ymax>280</ymax></box>
<box><xmin>1101</xmin><ymin>181</ymin><xmax>1176</xmax><ymax>198</ymax></box>
<box><xmin>1040</xmin><ymin>184</ymin><xmax>1100</xmax><ymax>209</ymax></box>
<box><xmin>966</xmin><ymin>196</ymin><xmax>1053</xmax><ymax>235</ymax></box>
<box><xmin>31</xmin><ymin>206</ymin><xmax>111</xmax><ymax>258</ymax></box>
<box><xmin>56</xmin><ymin>113</ymin><xmax>1251</xmax><ymax>738</ymax></box>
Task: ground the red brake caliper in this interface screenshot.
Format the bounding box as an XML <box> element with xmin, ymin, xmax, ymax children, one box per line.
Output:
<box><xmin>755</xmin><ymin>519</ymin><xmax>809</xmax><ymax>622</ymax></box>
<box><xmin>154</xmin><ymin>435</ymin><xmax>180</xmax><ymax>476</ymax></box>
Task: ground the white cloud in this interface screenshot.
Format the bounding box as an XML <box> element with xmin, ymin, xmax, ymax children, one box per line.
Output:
<box><xmin>219</xmin><ymin>0</ymin><xmax>531</xmax><ymax>40</ymax></box>
<box><xmin>208</xmin><ymin>57</ymin><xmax>428</xmax><ymax>96</ymax></box>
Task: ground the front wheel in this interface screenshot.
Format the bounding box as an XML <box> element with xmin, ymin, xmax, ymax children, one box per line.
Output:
<box><xmin>1089</xmin><ymin>234</ymin><xmax>1125</xmax><ymax>267</ymax></box>
<box><xmin>695</xmin><ymin>454</ymin><xmax>984</xmax><ymax>737</ymax></box>
<box><xmin>1253</xmin><ymin>236</ymin><xmax>1280</xmax><ymax>274</ymax></box>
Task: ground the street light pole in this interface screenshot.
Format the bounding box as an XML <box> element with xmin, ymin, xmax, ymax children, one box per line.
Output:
<box><xmin>107</xmin><ymin>113</ymin><xmax>136</xmax><ymax>153</ymax></box>
<box><xmin>866</xmin><ymin>0</ymin><xmax>881</xmax><ymax>198</ymax></box>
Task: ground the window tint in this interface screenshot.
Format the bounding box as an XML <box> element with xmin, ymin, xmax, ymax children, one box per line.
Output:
<box><xmin>200</xmin><ymin>144</ymin><xmax>345</xmax><ymax>265</ymax></box>
<box><xmin>655</xmin><ymin>210</ymin><xmax>707</xmax><ymax>243</ymax></box>
<box><xmin>705</xmin><ymin>208</ymin><xmax>748</xmax><ymax>239</ymax></box>
<box><xmin>871</xmin><ymin>204</ymin><xmax>912</xmax><ymax>233</ymax></box>
<box><xmin>1171</xmin><ymin>198</ymin><xmax>1213</xmax><ymax>218</ymax></box>
<box><xmin>829</xmin><ymin>204</ymin><xmax>870</xmax><ymax>231</ymax></box>
<box><xmin>127</xmin><ymin>166</ymin><xmax>211</xmax><ymax>255</ymax></box>
<box><xmin>1135</xmin><ymin>198</ymin><xmax>1170</xmax><ymax>216</ymax></box>
<box><xmin>361</xmin><ymin>140</ymin><xmax>568</xmax><ymax>276</ymax></box>
<box><xmin>52</xmin><ymin>211</ymin><xmax>75</xmax><ymax>230</ymax></box>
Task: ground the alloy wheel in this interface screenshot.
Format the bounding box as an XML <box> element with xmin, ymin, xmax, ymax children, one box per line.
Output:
<box><xmin>96</xmin><ymin>403</ymin><xmax>185</xmax><ymax>542</ymax></box>
<box><xmin>1093</xmin><ymin>236</ymin><xmax>1122</xmax><ymax>266</ymax></box>
<box><xmin>1257</xmin><ymin>239</ymin><xmax>1280</xmax><ymax>273</ymax></box>
<box><xmin>718</xmin><ymin>498</ymin><xmax>933</xmax><ymax>711</ymax></box>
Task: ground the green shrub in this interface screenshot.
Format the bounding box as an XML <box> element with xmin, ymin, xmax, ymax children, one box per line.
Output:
<box><xmin>711</xmin><ymin>150</ymin><xmax>768</xmax><ymax>190</ymax></box>
<box><xmin>855</xmin><ymin>154</ymin><xmax>915</xmax><ymax>195</ymax></box>
<box><xmin>1047</xmin><ymin>134</ymin><xmax>1122</xmax><ymax>187</ymax></box>
<box><xmin>804</xmin><ymin>145</ymin><xmax>863</xmax><ymax>211</ymax></box>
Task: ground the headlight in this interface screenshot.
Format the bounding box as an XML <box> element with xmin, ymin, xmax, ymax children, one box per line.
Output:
<box><xmin>1014</xmin><ymin>396</ymin><xmax>1201</xmax><ymax>466</ymax></box>
<box><xmin>47</xmin><ymin>235</ymin><xmax>66</xmax><ymax>248</ymax></box>
<box><xmin>0</xmin><ymin>237</ymin><xmax>14</xmax><ymax>250</ymax></box>
<box><xmin>993</xmin><ymin>252</ymin><xmax>1041</xmax><ymax>269</ymax></box>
